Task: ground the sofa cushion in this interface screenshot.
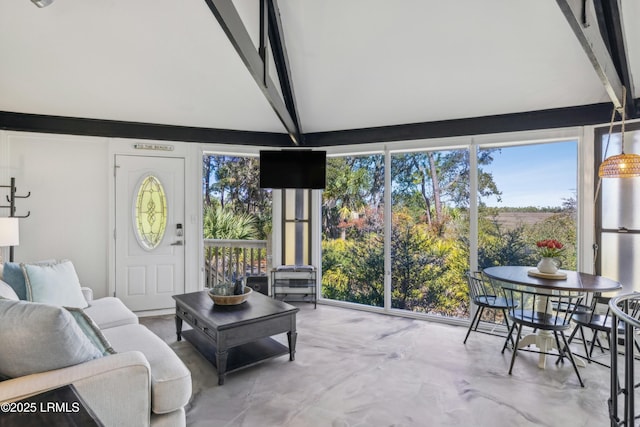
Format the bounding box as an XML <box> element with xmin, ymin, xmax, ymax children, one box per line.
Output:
<box><xmin>0</xmin><ymin>279</ymin><xmax>19</xmax><ymax>300</ymax></box>
<box><xmin>102</xmin><ymin>324</ymin><xmax>191</xmax><ymax>414</ymax></box>
<box><xmin>22</xmin><ymin>260</ymin><xmax>88</xmax><ymax>309</ymax></box>
<box><xmin>0</xmin><ymin>299</ymin><xmax>103</xmax><ymax>378</ymax></box>
<box><xmin>65</xmin><ymin>306</ymin><xmax>116</xmax><ymax>356</ymax></box>
<box><xmin>84</xmin><ymin>297</ymin><xmax>139</xmax><ymax>329</ymax></box>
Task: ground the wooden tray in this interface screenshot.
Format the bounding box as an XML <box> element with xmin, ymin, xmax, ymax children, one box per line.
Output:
<box><xmin>527</xmin><ymin>269</ymin><xmax>567</xmax><ymax>279</ymax></box>
<box><xmin>208</xmin><ymin>287</ymin><xmax>253</xmax><ymax>305</ymax></box>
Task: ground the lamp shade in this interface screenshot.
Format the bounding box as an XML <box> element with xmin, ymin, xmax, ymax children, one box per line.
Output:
<box><xmin>0</xmin><ymin>218</ymin><xmax>20</xmax><ymax>247</ymax></box>
<box><xmin>598</xmin><ymin>153</ymin><xmax>640</xmax><ymax>178</ymax></box>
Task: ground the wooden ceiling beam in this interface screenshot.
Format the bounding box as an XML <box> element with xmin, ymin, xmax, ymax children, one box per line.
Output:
<box><xmin>0</xmin><ymin>111</ymin><xmax>292</xmax><ymax>146</ymax></box>
<box><xmin>267</xmin><ymin>0</ymin><xmax>304</xmax><ymax>145</ymax></box>
<box><xmin>556</xmin><ymin>0</ymin><xmax>630</xmax><ymax>117</ymax></box>
<box><xmin>303</xmin><ymin>103</ymin><xmax>615</xmax><ymax>147</ymax></box>
<box><xmin>4</xmin><ymin>102</ymin><xmax>635</xmax><ymax>147</ymax></box>
<box><xmin>204</xmin><ymin>0</ymin><xmax>302</xmax><ymax>145</ymax></box>
<box><xmin>594</xmin><ymin>0</ymin><xmax>637</xmax><ymax>116</ymax></box>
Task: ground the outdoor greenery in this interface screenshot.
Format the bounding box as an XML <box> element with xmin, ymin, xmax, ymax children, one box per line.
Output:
<box><xmin>202</xmin><ymin>155</ymin><xmax>271</xmax><ymax>240</ymax></box>
<box><xmin>203</xmin><ymin>146</ymin><xmax>577</xmax><ymax>319</ymax></box>
<box><xmin>321</xmin><ymin>149</ymin><xmax>577</xmax><ymax>318</ymax></box>
<box><xmin>203</xmin><ymin>155</ymin><xmax>272</xmax><ymax>285</ymax></box>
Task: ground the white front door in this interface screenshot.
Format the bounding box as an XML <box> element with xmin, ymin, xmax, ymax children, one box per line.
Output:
<box><xmin>115</xmin><ymin>155</ymin><xmax>185</xmax><ymax>311</ymax></box>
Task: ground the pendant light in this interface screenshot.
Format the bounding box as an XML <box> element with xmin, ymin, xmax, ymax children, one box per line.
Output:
<box><xmin>598</xmin><ymin>87</ymin><xmax>640</xmax><ymax>178</ymax></box>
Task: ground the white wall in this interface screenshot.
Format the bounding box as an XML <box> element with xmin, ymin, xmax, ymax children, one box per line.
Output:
<box><xmin>1</xmin><ymin>131</ymin><xmax>110</xmax><ymax>296</ymax></box>
<box><xmin>1</xmin><ymin>131</ymin><xmax>205</xmax><ymax>302</ymax></box>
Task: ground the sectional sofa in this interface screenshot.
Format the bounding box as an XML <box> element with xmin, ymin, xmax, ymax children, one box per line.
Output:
<box><xmin>0</xmin><ymin>260</ymin><xmax>192</xmax><ymax>426</ymax></box>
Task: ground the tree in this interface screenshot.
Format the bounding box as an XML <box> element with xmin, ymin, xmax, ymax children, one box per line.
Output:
<box><xmin>391</xmin><ymin>149</ymin><xmax>501</xmax><ymax>235</ymax></box>
<box><xmin>203</xmin><ymin>155</ymin><xmax>272</xmax><ymax>239</ymax></box>
<box><xmin>322</xmin><ymin>156</ymin><xmax>383</xmax><ymax>239</ymax></box>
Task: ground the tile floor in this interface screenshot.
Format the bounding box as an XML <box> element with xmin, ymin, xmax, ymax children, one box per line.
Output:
<box><xmin>141</xmin><ymin>303</ymin><xmax>616</xmax><ymax>427</ymax></box>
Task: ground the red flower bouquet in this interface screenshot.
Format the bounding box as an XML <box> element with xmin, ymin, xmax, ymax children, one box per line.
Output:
<box><xmin>536</xmin><ymin>239</ymin><xmax>565</xmax><ymax>258</ymax></box>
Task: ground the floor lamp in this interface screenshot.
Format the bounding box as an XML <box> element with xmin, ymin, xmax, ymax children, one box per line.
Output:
<box><xmin>0</xmin><ymin>218</ymin><xmax>20</xmax><ymax>263</ymax></box>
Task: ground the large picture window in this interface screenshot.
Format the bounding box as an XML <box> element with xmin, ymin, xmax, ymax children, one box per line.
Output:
<box><xmin>478</xmin><ymin>141</ymin><xmax>578</xmax><ymax>271</ymax></box>
<box><xmin>390</xmin><ymin>149</ymin><xmax>471</xmax><ymax>316</ymax></box>
<box><xmin>203</xmin><ymin>134</ymin><xmax>580</xmax><ymax>324</ymax></box>
<box><xmin>320</xmin><ymin>138</ymin><xmax>579</xmax><ymax>322</ymax></box>
<box><xmin>321</xmin><ymin>154</ymin><xmax>384</xmax><ymax>308</ymax></box>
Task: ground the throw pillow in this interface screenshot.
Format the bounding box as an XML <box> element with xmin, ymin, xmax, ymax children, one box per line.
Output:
<box><xmin>2</xmin><ymin>262</ymin><xmax>28</xmax><ymax>300</ymax></box>
<box><xmin>0</xmin><ymin>299</ymin><xmax>104</xmax><ymax>378</ymax></box>
<box><xmin>2</xmin><ymin>259</ymin><xmax>58</xmax><ymax>300</ymax></box>
<box><xmin>22</xmin><ymin>260</ymin><xmax>88</xmax><ymax>309</ymax></box>
<box><xmin>0</xmin><ymin>279</ymin><xmax>19</xmax><ymax>300</ymax></box>
<box><xmin>65</xmin><ymin>307</ymin><xmax>116</xmax><ymax>356</ymax></box>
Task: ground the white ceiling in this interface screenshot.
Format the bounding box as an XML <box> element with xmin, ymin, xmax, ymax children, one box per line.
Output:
<box><xmin>0</xmin><ymin>0</ymin><xmax>637</xmax><ymax>137</ymax></box>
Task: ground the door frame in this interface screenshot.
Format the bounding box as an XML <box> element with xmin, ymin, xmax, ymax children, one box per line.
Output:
<box><xmin>108</xmin><ymin>139</ymin><xmax>202</xmax><ymax>308</ymax></box>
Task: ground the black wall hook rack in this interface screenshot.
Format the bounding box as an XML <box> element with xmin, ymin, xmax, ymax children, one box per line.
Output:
<box><xmin>1</xmin><ymin>177</ymin><xmax>31</xmax><ymax>262</ymax></box>
<box><xmin>1</xmin><ymin>177</ymin><xmax>31</xmax><ymax>218</ymax></box>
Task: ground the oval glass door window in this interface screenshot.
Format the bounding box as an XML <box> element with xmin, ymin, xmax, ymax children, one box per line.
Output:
<box><xmin>134</xmin><ymin>175</ymin><xmax>168</xmax><ymax>250</ymax></box>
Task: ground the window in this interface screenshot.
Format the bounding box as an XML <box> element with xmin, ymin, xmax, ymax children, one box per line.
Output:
<box><xmin>320</xmin><ymin>138</ymin><xmax>578</xmax><ymax>322</ymax></box>
<box><xmin>202</xmin><ymin>154</ymin><xmax>272</xmax><ymax>285</ymax></box>
<box><xmin>390</xmin><ymin>149</ymin><xmax>470</xmax><ymax>316</ymax></box>
<box><xmin>282</xmin><ymin>189</ymin><xmax>312</xmax><ymax>265</ymax></box>
<box><xmin>134</xmin><ymin>175</ymin><xmax>168</xmax><ymax>250</ymax></box>
<box><xmin>478</xmin><ymin>141</ymin><xmax>578</xmax><ymax>271</ymax></box>
<box><xmin>321</xmin><ymin>154</ymin><xmax>384</xmax><ymax>307</ymax></box>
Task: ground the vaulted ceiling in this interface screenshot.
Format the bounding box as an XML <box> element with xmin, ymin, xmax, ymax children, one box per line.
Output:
<box><xmin>0</xmin><ymin>0</ymin><xmax>638</xmax><ymax>146</ymax></box>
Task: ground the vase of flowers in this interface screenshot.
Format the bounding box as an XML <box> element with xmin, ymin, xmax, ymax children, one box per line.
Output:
<box><xmin>535</xmin><ymin>239</ymin><xmax>564</xmax><ymax>274</ymax></box>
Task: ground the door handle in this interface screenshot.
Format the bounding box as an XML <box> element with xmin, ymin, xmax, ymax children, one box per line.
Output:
<box><xmin>171</xmin><ymin>240</ymin><xmax>184</xmax><ymax>246</ymax></box>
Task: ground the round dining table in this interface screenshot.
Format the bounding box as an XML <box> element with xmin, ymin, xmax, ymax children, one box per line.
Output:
<box><xmin>483</xmin><ymin>266</ymin><xmax>622</xmax><ymax>294</ymax></box>
<box><xmin>482</xmin><ymin>266</ymin><xmax>622</xmax><ymax>368</ymax></box>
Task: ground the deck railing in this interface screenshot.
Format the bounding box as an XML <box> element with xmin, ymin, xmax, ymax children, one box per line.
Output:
<box><xmin>204</xmin><ymin>239</ymin><xmax>269</xmax><ymax>288</ymax></box>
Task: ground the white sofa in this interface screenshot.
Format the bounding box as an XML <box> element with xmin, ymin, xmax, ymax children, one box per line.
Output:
<box><xmin>0</xmin><ymin>285</ymin><xmax>192</xmax><ymax>427</ymax></box>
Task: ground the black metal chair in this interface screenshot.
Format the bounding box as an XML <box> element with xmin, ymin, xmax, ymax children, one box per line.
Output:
<box><xmin>463</xmin><ymin>271</ymin><xmax>516</xmax><ymax>344</ymax></box>
<box><xmin>568</xmin><ymin>294</ymin><xmax>640</xmax><ymax>367</ymax></box>
<box><xmin>501</xmin><ymin>286</ymin><xmax>586</xmax><ymax>387</ymax></box>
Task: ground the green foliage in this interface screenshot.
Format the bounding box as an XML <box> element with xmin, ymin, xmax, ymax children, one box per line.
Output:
<box><xmin>321</xmin><ymin>236</ymin><xmax>384</xmax><ymax>307</ymax></box>
<box><xmin>478</xmin><ymin>220</ymin><xmax>536</xmax><ymax>269</ymax></box>
<box><xmin>204</xmin><ymin>149</ymin><xmax>579</xmax><ymax>319</ymax></box>
<box><xmin>321</xmin><ymin>150</ymin><xmax>577</xmax><ymax>318</ymax></box>
<box><xmin>389</xmin><ymin>209</ymin><xmax>469</xmax><ymax>315</ymax></box>
<box><xmin>203</xmin><ymin>155</ymin><xmax>272</xmax><ymax>239</ymax></box>
<box><xmin>323</xmin><ymin>156</ymin><xmax>383</xmax><ymax>239</ymax></box>
<box><xmin>203</xmin><ymin>205</ymin><xmax>258</xmax><ymax>240</ymax></box>
<box><xmin>478</xmin><ymin>202</ymin><xmax>577</xmax><ymax>270</ymax></box>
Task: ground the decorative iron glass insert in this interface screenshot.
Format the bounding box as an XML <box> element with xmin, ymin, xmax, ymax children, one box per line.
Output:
<box><xmin>134</xmin><ymin>175</ymin><xmax>167</xmax><ymax>250</ymax></box>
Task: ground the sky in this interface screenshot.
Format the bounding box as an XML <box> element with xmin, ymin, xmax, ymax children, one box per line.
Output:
<box><xmin>481</xmin><ymin>141</ymin><xmax>578</xmax><ymax>208</ymax></box>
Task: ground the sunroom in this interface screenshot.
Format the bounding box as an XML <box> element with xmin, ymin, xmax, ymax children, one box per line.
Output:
<box><xmin>1</xmin><ymin>1</ymin><xmax>640</xmax><ymax>424</ymax></box>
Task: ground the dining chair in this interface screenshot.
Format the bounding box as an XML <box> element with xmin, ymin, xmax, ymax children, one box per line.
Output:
<box><xmin>463</xmin><ymin>271</ymin><xmax>516</xmax><ymax>344</ymax></box>
<box><xmin>501</xmin><ymin>286</ymin><xmax>586</xmax><ymax>387</ymax></box>
<box><xmin>568</xmin><ymin>294</ymin><xmax>640</xmax><ymax>367</ymax></box>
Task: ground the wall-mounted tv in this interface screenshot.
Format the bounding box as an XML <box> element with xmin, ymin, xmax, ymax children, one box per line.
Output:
<box><xmin>259</xmin><ymin>150</ymin><xmax>326</xmax><ymax>189</ymax></box>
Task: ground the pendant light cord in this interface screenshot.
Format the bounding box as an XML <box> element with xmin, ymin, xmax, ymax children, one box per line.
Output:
<box><xmin>593</xmin><ymin>86</ymin><xmax>627</xmax><ymax>270</ymax></box>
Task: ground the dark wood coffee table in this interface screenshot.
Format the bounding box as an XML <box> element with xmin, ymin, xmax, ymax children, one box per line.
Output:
<box><xmin>173</xmin><ymin>290</ymin><xmax>299</xmax><ymax>385</ymax></box>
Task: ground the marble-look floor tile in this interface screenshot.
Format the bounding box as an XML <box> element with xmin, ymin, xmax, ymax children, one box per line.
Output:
<box><xmin>141</xmin><ymin>304</ymin><xmax>614</xmax><ymax>427</ymax></box>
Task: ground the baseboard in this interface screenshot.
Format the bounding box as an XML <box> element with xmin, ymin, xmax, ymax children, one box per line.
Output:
<box><xmin>135</xmin><ymin>308</ymin><xmax>175</xmax><ymax>318</ymax></box>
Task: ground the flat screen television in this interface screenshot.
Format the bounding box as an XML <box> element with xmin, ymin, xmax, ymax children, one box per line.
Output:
<box><xmin>259</xmin><ymin>150</ymin><xmax>326</xmax><ymax>189</ymax></box>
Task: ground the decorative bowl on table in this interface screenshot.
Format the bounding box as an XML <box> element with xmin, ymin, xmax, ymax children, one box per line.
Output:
<box><xmin>208</xmin><ymin>286</ymin><xmax>252</xmax><ymax>305</ymax></box>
